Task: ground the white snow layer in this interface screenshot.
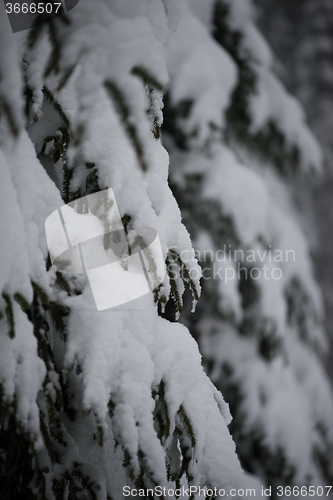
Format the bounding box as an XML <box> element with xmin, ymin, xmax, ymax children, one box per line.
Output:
<box><xmin>0</xmin><ymin>0</ymin><xmax>249</xmax><ymax>495</ymax></box>
<box><xmin>165</xmin><ymin>1</ymin><xmax>333</xmax><ymax>487</ymax></box>
<box><xmin>191</xmin><ymin>0</ymin><xmax>322</xmax><ymax>172</ymax></box>
<box><xmin>166</xmin><ymin>0</ymin><xmax>237</xmax><ymax>146</ymax></box>
<box><xmin>1</xmin><ymin>0</ymin><xmax>332</xmax><ymax>494</ymax></box>
<box><xmin>0</xmin><ymin>128</ymin><xmax>63</xmax><ymax>448</ymax></box>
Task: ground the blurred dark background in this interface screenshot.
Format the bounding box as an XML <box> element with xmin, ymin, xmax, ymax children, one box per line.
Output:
<box><xmin>255</xmin><ymin>0</ymin><xmax>333</xmax><ymax>379</ymax></box>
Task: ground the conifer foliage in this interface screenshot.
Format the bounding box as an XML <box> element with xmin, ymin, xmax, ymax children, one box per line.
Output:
<box><xmin>163</xmin><ymin>0</ymin><xmax>333</xmax><ymax>491</ymax></box>
<box><xmin>0</xmin><ymin>2</ymin><xmax>244</xmax><ymax>498</ymax></box>
<box><xmin>0</xmin><ymin>0</ymin><xmax>333</xmax><ymax>499</ymax></box>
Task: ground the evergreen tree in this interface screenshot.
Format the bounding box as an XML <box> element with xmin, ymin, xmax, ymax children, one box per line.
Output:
<box><xmin>1</xmin><ymin>0</ymin><xmax>333</xmax><ymax>498</ymax></box>
<box><xmin>0</xmin><ymin>2</ymin><xmax>246</xmax><ymax>498</ymax></box>
<box><xmin>255</xmin><ymin>0</ymin><xmax>333</xmax><ymax>382</ymax></box>
<box><xmin>254</xmin><ymin>0</ymin><xmax>333</xmax><ymax>163</ymax></box>
<box><xmin>163</xmin><ymin>0</ymin><xmax>333</xmax><ymax>493</ymax></box>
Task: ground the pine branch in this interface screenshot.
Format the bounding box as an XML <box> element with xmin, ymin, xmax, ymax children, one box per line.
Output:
<box><xmin>177</xmin><ymin>405</ymin><xmax>196</xmax><ymax>449</ymax></box>
<box><xmin>14</xmin><ymin>292</ymin><xmax>31</xmax><ymax>312</ymax></box>
<box><xmin>153</xmin><ymin>380</ymin><xmax>171</xmax><ymax>443</ymax></box>
<box><xmin>132</xmin><ymin>66</ymin><xmax>164</xmax><ymax>92</ymax></box>
<box><xmin>104</xmin><ymin>80</ymin><xmax>148</xmax><ymax>171</ymax></box>
<box><xmin>2</xmin><ymin>293</ymin><xmax>15</xmax><ymax>339</ymax></box>
<box><xmin>43</xmin><ymin>86</ymin><xmax>70</xmax><ymax>129</ymax></box>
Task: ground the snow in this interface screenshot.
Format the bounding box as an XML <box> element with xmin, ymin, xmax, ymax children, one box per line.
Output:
<box><xmin>166</xmin><ymin>0</ymin><xmax>237</xmax><ymax>146</ymax></box>
<box><xmin>200</xmin><ymin>320</ymin><xmax>333</xmax><ymax>485</ymax></box>
<box><xmin>0</xmin><ymin>128</ymin><xmax>62</xmax><ymax>445</ymax></box>
<box><xmin>169</xmin><ymin>134</ymin><xmax>330</xmax><ymax>428</ymax></box>
<box><xmin>208</xmin><ymin>0</ymin><xmax>323</xmax><ymax>172</ymax></box>
<box><xmin>0</xmin><ymin>0</ymin><xmax>250</xmax><ymax>494</ymax></box>
<box><xmin>249</xmin><ymin>66</ymin><xmax>323</xmax><ymax>172</ymax></box>
<box><xmin>1</xmin><ymin>0</ymin><xmax>333</xmax><ymax>494</ymax></box>
<box><xmin>194</xmin><ymin>230</ymin><xmax>243</xmax><ymax>322</ymax></box>
<box><xmin>62</xmin><ymin>291</ymin><xmax>244</xmax><ymax>490</ymax></box>
<box><xmin>165</xmin><ymin>1</ymin><xmax>333</xmax><ymax>486</ymax></box>
<box><xmin>189</xmin><ymin>0</ymin><xmax>215</xmax><ymax>29</ymax></box>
